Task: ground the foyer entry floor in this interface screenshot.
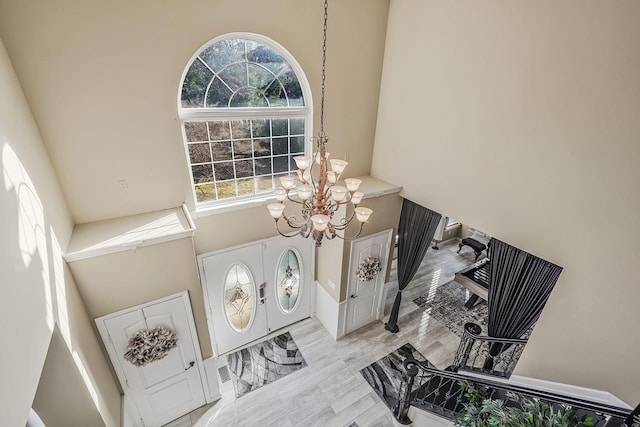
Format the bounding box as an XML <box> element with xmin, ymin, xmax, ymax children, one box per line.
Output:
<box><xmin>164</xmin><ymin>239</ymin><xmax>476</xmax><ymax>427</ymax></box>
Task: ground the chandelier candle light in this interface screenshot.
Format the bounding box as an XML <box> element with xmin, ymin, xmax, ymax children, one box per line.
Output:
<box><xmin>266</xmin><ymin>0</ymin><xmax>372</xmax><ymax>247</ymax></box>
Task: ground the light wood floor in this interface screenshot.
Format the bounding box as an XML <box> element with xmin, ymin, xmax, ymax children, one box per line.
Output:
<box><xmin>165</xmin><ymin>239</ymin><xmax>478</xmax><ymax>427</ymax></box>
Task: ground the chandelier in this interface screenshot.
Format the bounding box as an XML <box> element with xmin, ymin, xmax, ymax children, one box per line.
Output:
<box><xmin>266</xmin><ymin>0</ymin><xmax>372</xmax><ymax>247</ymax></box>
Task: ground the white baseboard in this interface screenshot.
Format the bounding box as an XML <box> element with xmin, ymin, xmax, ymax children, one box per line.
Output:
<box><xmin>202</xmin><ymin>357</ymin><xmax>222</xmax><ymax>403</ymax></box>
<box><xmin>380</xmin><ymin>281</ymin><xmax>390</xmax><ymax>319</ymax></box>
<box><xmin>458</xmin><ymin>370</ymin><xmax>631</xmax><ymax>409</ymax></box>
<box><xmin>508</xmin><ymin>375</ymin><xmax>632</xmax><ymax>409</ymax></box>
<box><xmin>337</xmin><ymin>299</ymin><xmax>347</xmax><ymax>339</ymax></box>
<box><xmin>406</xmin><ymin>374</ymin><xmax>630</xmax><ymax>427</ymax></box>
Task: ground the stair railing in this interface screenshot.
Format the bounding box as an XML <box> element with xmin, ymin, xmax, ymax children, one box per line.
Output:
<box><xmin>393</xmin><ymin>358</ymin><xmax>633</xmax><ymax>426</ymax></box>
<box><xmin>453</xmin><ymin>322</ymin><xmax>528</xmax><ymax>377</ymax></box>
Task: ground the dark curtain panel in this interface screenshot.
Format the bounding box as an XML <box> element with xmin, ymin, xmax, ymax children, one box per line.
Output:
<box><xmin>385</xmin><ymin>199</ymin><xmax>442</xmax><ymax>333</ymax></box>
<box><xmin>487</xmin><ymin>238</ymin><xmax>563</xmax><ymax>339</ymax></box>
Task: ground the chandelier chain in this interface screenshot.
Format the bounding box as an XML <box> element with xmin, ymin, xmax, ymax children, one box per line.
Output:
<box><xmin>320</xmin><ymin>0</ymin><xmax>328</xmax><ymax>135</ymax></box>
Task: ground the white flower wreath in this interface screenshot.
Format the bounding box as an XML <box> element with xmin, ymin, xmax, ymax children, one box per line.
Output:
<box><xmin>356</xmin><ymin>256</ymin><xmax>382</xmax><ymax>282</ymax></box>
<box><xmin>123</xmin><ymin>326</ymin><xmax>178</xmax><ymax>367</ymax></box>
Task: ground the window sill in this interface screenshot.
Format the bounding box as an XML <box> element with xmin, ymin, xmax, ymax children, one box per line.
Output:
<box><xmin>190</xmin><ymin>175</ymin><xmax>402</xmax><ymax>219</ymax></box>
<box><xmin>192</xmin><ymin>194</ymin><xmax>278</xmax><ymax>219</ymax></box>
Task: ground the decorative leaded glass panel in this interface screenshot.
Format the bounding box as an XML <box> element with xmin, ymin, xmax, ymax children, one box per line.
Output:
<box><xmin>276</xmin><ymin>250</ymin><xmax>301</xmax><ymax>313</ymax></box>
<box><xmin>224</xmin><ymin>263</ymin><xmax>255</xmax><ymax>331</ymax></box>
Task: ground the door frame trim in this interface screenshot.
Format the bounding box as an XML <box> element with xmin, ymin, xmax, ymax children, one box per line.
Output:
<box><xmin>343</xmin><ymin>229</ymin><xmax>394</xmax><ymax>335</ymax></box>
<box><xmin>95</xmin><ymin>291</ymin><xmax>211</xmax><ymax>427</ymax></box>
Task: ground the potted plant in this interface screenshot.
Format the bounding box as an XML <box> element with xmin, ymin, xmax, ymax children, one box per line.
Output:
<box><xmin>455</xmin><ymin>381</ymin><xmax>596</xmax><ymax>427</ymax></box>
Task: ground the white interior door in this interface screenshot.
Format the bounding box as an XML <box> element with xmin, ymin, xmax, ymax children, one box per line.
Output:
<box><xmin>262</xmin><ymin>236</ymin><xmax>314</xmax><ymax>333</ymax></box>
<box><xmin>200</xmin><ymin>243</ymin><xmax>268</xmax><ymax>355</ymax></box>
<box><xmin>345</xmin><ymin>229</ymin><xmax>393</xmax><ymax>334</ymax></box>
<box><xmin>96</xmin><ymin>293</ymin><xmax>206</xmax><ymax>427</ymax></box>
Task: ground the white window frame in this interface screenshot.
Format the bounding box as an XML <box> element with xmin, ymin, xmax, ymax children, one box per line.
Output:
<box><xmin>178</xmin><ymin>32</ymin><xmax>313</xmax><ymax>215</ymax></box>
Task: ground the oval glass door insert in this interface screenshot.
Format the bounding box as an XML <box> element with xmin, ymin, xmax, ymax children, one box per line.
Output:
<box><xmin>224</xmin><ymin>263</ymin><xmax>255</xmax><ymax>332</ymax></box>
<box><xmin>276</xmin><ymin>249</ymin><xmax>301</xmax><ymax>313</ymax></box>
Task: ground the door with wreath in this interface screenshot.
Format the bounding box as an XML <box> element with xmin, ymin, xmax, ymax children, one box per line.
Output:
<box><xmin>345</xmin><ymin>229</ymin><xmax>393</xmax><ymax>334</ymax></box>
<box><xmin>96</xmin><ymin>292</ymin><xmax>207</xmax><ymax>427</ymax></box>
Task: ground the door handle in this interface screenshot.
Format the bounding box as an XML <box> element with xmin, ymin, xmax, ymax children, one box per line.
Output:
<box><xmin>185</xmin><ymin>361</ymin><xmax>195</xmax><ymax>371</ymax></box>
<box><xmin>350</xmin><ymin>294</ymin><xmax>357</xmax><ymax>299</ymax></box>
<box><xmin>259</xmin><ymin>282</ymin><xmax>266</xmax><ymax>304</ymax></box>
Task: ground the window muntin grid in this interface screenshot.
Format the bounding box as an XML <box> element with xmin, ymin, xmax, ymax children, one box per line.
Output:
<box><xmin>179</xmin><ymin>35</ymin><xmax>310</xmax><ymax>207</ymax></box>
<box><xmin>185</xmin><ymin>117</ymin><xmax>305</xmax><ymax>203</ymax></box>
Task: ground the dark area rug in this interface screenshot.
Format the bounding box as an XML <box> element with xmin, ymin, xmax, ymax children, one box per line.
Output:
<box><xmin>360</xmin><ymin>343</ymin><xmax>432</xmax><ymax>411</ymax></box>
<box><xmin>226</xmin><ymin>332</ymin><xmax>307</xmax><ymax>398</ymax></box>
<box><xmin>412</xmin><ymin>280</ymin><xmax>488</xmax><ymax>336</ymax></box>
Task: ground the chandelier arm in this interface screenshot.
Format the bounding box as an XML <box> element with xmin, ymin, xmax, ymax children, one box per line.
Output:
<box><xmin>285</xmin><ymin>193</ymin><xmax>305</xmax><ymax>205</ymax></box>
<box><xmin>328</xmin><ymin>221</ymin><xmax>366</xmax><ymax>242</ymax></box>
<box><xmin>324</xmin><ymin>200</ymin><xmax>340</xmax><ymax>214</ymax></box>
<box><xmin>324</xmin><ymin>229</ymin><xmax>337</xmax><ymax>241</ymax></box>
<box><xmin>298</xmin><ymin>168</ymin><xmax>312</xmax><ymax>186</ymax></box>
<box><xmin>306</xmin><ymin>168</ymin><xmax>317</xmax><ymax>191</ymax></box>
<box><xmin>274</xmin><ymin>222</ymin><xmax>304</xmax><ymax>239</ymax></box>
<box><xmin>276</xmin><ymin>215</ymin><xmax>316</xmax><ymax>240</ymax></box>
<box><xmin>330</xmin><ymin>208</ymin><xmax>357</xmax><ymax>227</ymax></box>
<box><xmin>306</xmin><ymin>139</ymin><xmax>318</xmax><ymax>189</ymax></box>
<box><xmin>327</xmin><ymin>217</ymin><xmax>352</xmax><ymax>231</ymax></box>
<box><xmin>300</xmin><ymin>202</ymin><xmax>316</xmax><ymax>218</ymax></box>
<box><xmin>280</xmin><ymin>213</ymin><xmax>307</xmax><ymax>230</ymax></box>
<box><xmin>301</xmin><ymin>225</ymin><xmax>313</xmax><ymax>239</ymax></box>
<box><xmin>328</xmin><ymin>197</ymin><xmax>349</xmax><ymax>211</ymax></box>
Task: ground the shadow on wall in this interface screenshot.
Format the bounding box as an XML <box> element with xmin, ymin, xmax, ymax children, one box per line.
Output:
<box><xmin>33</xmin><ymin>327</ymin><xmax>107</xmax><ymax>427</ymax></box>
<box><xmin>1</xmin><ymin>141</ymin><xmax>119</xmax><ymax>426</ymax></box>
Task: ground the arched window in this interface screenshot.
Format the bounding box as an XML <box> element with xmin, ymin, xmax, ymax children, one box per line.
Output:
<box><xmin>179</xmin><ymin>34</ymin><xmax>312</xmax><ymax>209</ymax></box>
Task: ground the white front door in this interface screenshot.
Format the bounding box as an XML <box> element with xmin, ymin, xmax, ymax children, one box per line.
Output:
<box><xmin>96</xmin><ymin>292</ymin><xmax>207</xmax><ymax>427</ymax></box>
<box><xmin>345</xmin><ymin>229</ymin><xmax>393</xmax><ymax>334</ymax></box>
<box><xmin>199</xmin><ymin>236</ymin><xmax>314</xmax><ymax>356</ymax></box>
<box><xmin>200</xmin><ymin>243</ymin><xmax>268</xmax><ymax>355</ymax></box>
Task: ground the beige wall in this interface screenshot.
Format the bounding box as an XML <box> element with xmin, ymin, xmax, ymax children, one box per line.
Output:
<box><xmin>373</xmin><ymin>0</ymin><xmax>640</xmax><ymax>404</ymax></box>
<box><xmin>440</xmin><ymin>223</ymin><xmax>461</xmax><ymax>242</ymax></box>
<box><xmin>317</xmin><ymin>232</ymin><xmax>346</xmax><ymax>301</ymax></box>
<box><xmin>68</xmin><ymin>238</ymin><xmax>214</xmax><ymax>358</ymax></box>
<box><xmin>33</xmin><ymin>328</ymin><xmax>107</xmax><ymax>427</ymax></box>
<box><xmin>0</xmin><ymin>0</ymin><xmax>390</xmax><ymax>224</ymax></box>
<box><xmin>0</xmin><ymin>38</ymin><xmax>120</xmax><ymax>427</ymax></box>
<box><xmin>193</xmin><ymin>206</ymin><xmax>281</xmax><ymax>256</ymax></box>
